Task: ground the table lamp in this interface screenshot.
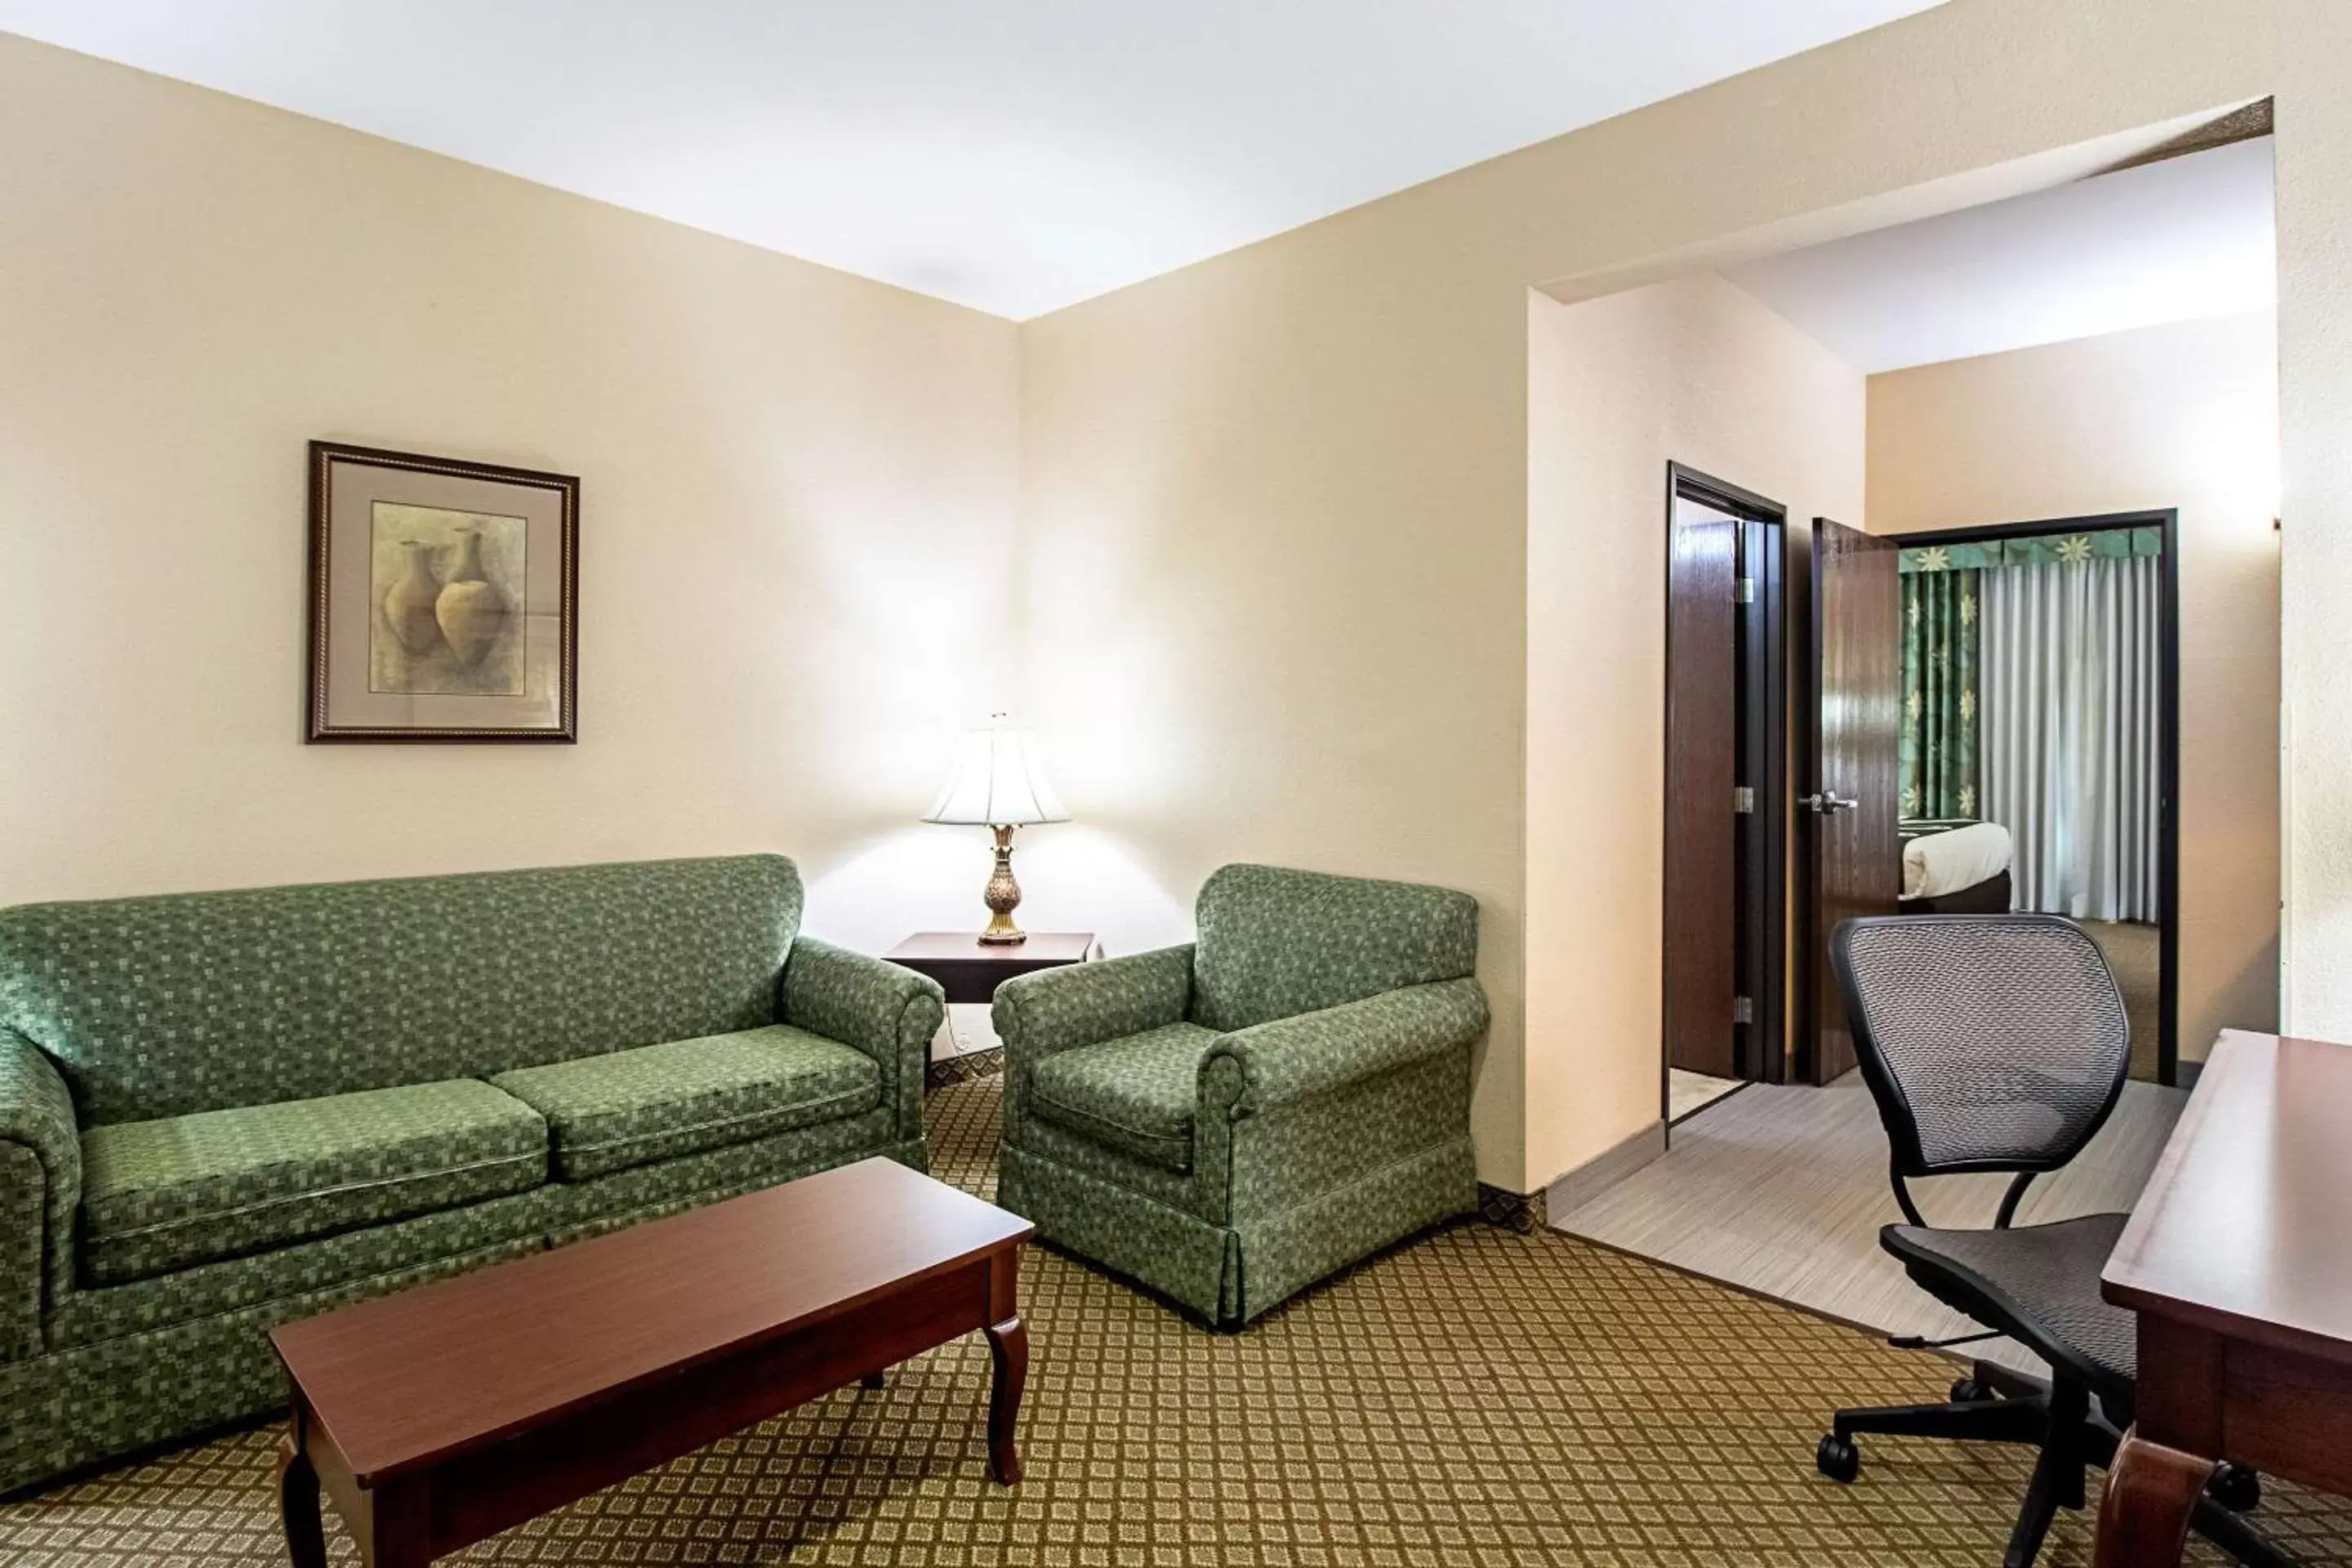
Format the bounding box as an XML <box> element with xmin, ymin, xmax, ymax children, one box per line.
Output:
<box><xmin>923</xmin><ymin>717</ymin><xmax>1069</xmax><ymax>944</ymax></box>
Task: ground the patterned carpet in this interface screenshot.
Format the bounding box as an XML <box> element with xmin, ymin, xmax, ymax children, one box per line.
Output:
<box><xmin>4</xmin><ymin>1075</ymin><xmax>2348</xmax><ymax>1566</ymax></box>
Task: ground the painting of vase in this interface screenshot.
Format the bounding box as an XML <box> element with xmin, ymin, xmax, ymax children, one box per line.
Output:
<box><xmin>435</xmin><ymin>528</ymin><xmax>510</xmax><ymax>666</ymax></box>
<box><xmin>380</xmin><ymin>541</ymin><xmax>443</xmax><ymax>657</ymax></box>
<box><xmin>367</xmin><ymin>502</ymin><xmax>525</xmax><ymax>696</ymax></box>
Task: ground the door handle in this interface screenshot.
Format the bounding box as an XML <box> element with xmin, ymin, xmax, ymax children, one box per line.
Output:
<box><xmin>1802</xmin><ymin>792</ymin><xmax>1860</xmax><ymax>815</ymax></box>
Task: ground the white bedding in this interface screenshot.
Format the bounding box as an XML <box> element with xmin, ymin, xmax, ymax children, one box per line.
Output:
<box><xmin>1903</xmin><ymin>821</ymin><xmax>2013</xmax><ymax>901</ymax></box>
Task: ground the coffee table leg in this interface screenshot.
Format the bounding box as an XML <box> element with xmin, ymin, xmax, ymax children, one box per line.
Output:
<box><xmin>985</xmin><ymin>1313</ymin><xmax>1027</xmax><ymax>1486</ymax></box>
<box><xmin>276</xmin><ymin>1420</ymin><xmax>327</xmax><ymax>1568</ymax></box>
<box><xmin>861</xmin><ymin>1370</ymin><xmax>887</xmax><ymax>1389</ymax></box>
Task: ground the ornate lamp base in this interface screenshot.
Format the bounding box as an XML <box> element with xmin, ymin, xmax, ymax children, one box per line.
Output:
<box><xmin>978</xmin><ymin>823</ymin><xmax>1027</xmax><ymax>945</ymax></box>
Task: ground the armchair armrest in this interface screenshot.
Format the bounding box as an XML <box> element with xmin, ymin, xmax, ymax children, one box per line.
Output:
<box><xmin>1200</xmin><ymin>978</ymin><xmax>1488</xmax><ymax>1117</ymax></box>
<box><xmin>992</xmin><ymin>944</ymin><xmax>1195</xmax><ymax>1064</ymax></box>
<box><xmin>0</xmin><ymin>1028</ymin><xmax>79</xmax><ymax>1361</ymax></box>
<box><xmin>781</xmin><ymin>938</ymin><xmax>946</xmax><ymax>1146</ymax></box>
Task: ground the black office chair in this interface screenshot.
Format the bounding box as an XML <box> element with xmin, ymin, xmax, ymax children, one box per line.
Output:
<box><xmin>1815</xmin><ymin>913</ymin><xmax>2287</xmax><ymax>1568</ymax></box>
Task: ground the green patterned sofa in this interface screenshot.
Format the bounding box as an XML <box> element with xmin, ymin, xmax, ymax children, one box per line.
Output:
<box><xmin>995</xmin><ymin>863</ymin><xmax>1487</xmax><ymax>1328</ymax></box>
<box><xmin>0</xmin><ymin>853</ymin><xmax>942</xmax><ymax>1494</ymax></box>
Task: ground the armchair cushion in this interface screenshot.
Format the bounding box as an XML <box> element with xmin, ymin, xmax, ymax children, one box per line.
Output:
<box><xmin>1191</xmin><ymin>864</ymin><xmax>1479</xmax><ymax>1032</ymax></box>
<box><xmin>1027</xmin><ymin>1022</ymin><xmax>1223</xmax><ymax>1172</ymax></box>
<box><xmin>78</xmin><ymin>1079</ymin><xmax>547</xmax><ymax>1286</ymax></box>
<box><xmin>491</xmin><ymin>1025</ymin><xmax>879</xmax><ymax>1180</ymax></box>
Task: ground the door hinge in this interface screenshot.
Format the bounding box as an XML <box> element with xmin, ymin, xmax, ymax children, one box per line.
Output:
<box><xmin>1733</xmin><ymin>996</ymin><xmax>1755</xmax><ymax>1025</ymax></box>
<box><xmin>1732</xmin><ymin>786</ymin><xmax>1756</xmax><ymax>815</ymax></box>
<box><xmin>1734</xmin><ymin>577</ymin><xmax>1757</xmax><ymax>604</ymax></box>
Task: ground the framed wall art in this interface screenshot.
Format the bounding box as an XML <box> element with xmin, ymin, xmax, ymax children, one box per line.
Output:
<box><xmin>305</xmin><ymin>441</ymin><xmax>578</xmax><ymax>743</ymax></box>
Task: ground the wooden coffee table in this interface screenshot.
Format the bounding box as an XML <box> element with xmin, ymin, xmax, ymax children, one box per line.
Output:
<box><xmin>270</xmin><ymin>1157</ymin><xmax>1033</xmax><ymax>1567</ymax></box>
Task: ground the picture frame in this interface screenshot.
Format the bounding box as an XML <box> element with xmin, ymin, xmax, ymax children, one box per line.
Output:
<box><xmin>305</xmin><ymin>441</ymin><xmax>579</xmax><ymax>743</ymax></box>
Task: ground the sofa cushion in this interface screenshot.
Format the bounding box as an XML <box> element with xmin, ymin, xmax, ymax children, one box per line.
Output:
<box><xmin>1027</xmin><ymin>1022</ymin><xmax>1223</xmax><ymax>1172</ymax></box>
<box><xmin>0</xmin><ymin>854</ymin><xmax>804</xmax><ymax>1125</ymax></box>
<box><xmin>78</xmin><ymin>1079</ymin><xmax>548</xmax><ymax>1286</ymax></box>
<box><xmin>488</xmin><ymin>1025</ymin><xmax>880</xmax><ymax>1181</ymax></box>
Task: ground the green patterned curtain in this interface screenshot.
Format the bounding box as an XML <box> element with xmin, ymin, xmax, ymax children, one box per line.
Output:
<box><xmin>1895</xmin><ymin>527</ymin><xmax>2163</xmax><ymax>822</ymax></box>
<box><xmin>1899</xmin><ymin>561</ymin><xmax>1980</xmax><ymax>820</ymax></box>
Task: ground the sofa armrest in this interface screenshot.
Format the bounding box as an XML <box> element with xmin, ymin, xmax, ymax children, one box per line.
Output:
<box><xmin>1200</xmin><ymin>978</ymin><xmax>1488</xmax><ymax>1117</ymax></box>
<box><xmin>992</xmin><ymin>945</ymin><xmax>1195</xmax><ymax>1065</ymax></box>
<box><xmin>781</xmin><ymin>938</ymin><xmax>946</xmax><ymax>1147</ymax></box>
<box><xmin>0</xmin><ymin>1029</ymin><xmax>79</xmax><ymax>1361</ymax></box>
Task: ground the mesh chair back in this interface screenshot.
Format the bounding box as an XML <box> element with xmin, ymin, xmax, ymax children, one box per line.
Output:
<box><xmin>1833</xmin><ymin>915</ymin><xmax>2129</xmax><ymax>1175</ymax></box>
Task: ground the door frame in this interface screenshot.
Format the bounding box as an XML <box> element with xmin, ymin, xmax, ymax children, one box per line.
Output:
<box><xmin>1661</xmin><ymin>462</ymin><xmax>1788</xmax><ymax>1119</ymax></box>
<box><xmin>1879</xmin><ymin>508</ymin><xmax>2182</xmax><ymax>1085</ymax></box>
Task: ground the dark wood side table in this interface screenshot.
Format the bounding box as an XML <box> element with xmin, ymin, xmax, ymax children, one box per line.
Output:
<box><xmin>2091</xmin><ymin>1029</ymin><xmax>2352</xmax><ymax>1566</ymax></box>
<box><xmin>885</xmin><ymin>932</ymin><xmax>1100</xmax><ymax>1089</ymax></box>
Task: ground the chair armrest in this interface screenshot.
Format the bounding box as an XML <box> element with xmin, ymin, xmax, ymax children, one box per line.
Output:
<box><xmin>781</xmin><ymin>938</ymin><xmax>946</xmax><ymax>1146</ymax></box>
<box><xmin>0</xmin><ymin>1029</ymin><xmax>79</xmax><ymax>1361</ymax></box>
<box><xmin>992</xmin><ymin>945</ymin><xmax>1195</xmax><ymax>1064</ymax></box>
<box><xmin>1200</xmin><ymin>978</ymin><xmax>1488</xmax><ymax>1116</ymax></box>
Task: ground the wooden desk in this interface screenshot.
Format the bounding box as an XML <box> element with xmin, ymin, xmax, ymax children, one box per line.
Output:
<box><xmin>2093</xmin><ymin>1030</ymin><xmax>2352</xmax><ymax>1566</ymax></box>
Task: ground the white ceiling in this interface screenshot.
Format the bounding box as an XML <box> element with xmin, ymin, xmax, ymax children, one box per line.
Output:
<box><xmin>0</xmin><ymin>1</ymin><xmax>1944</xmax><ymax>321</ymax></box>
<box><xmin>1723</xmin><ymin>136</ymin><xmax>2276</xmax><ymax>373</ymax></box>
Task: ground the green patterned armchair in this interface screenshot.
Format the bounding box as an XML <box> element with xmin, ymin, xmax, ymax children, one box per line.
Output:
<box><xmin>995</xmin><ymin>863</ymin><xmax>1487</xmax><ymax>1328</ymax></box>
<box><xmin>0</xmin><ymin>854</ymin><xmax>942</xmax><ymax>1494</ymax></box>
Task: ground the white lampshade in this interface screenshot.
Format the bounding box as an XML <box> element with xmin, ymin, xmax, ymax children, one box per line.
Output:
<box><xmin>923</xmin><ymin>722</ymin><xmax>1070</xmax><ymax>826</ymax></box>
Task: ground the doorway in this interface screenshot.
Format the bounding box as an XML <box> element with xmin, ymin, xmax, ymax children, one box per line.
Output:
<box><xmin>1889</xmin><ymin>510</ymin><xmax>2180</xmax><ymax>1082</ymax></box>
<box><xmin>1660</xmin><ymin>463</ymin><xmax>1784</xmax><ymax>1121</ymax></box>
<box><xmin>1786</xmin><ymin>510</ymin><xmax>2183</xmax><ymax>1086</ymax></box>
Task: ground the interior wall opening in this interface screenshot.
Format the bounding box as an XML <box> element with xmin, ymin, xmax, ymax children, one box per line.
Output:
<box><xmin>1539</xmin><ymin>113</ymin><xmax>2278</xmax><ymax>1357</ymax></box>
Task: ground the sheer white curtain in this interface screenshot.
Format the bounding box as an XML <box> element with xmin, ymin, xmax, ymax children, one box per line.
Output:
<box><xmin>1980</xmin><ymin>555</ymin><xmax>2161</xmax><ymax>922</ymax></box>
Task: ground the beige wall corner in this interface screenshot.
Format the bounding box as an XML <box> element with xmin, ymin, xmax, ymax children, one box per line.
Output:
<box><xmin>1868</xmin><ymin>313</ymin><xmax>2283</xmax><ymax>1059</ymax></box>
<box><xmin>0</xmin><ymin>33</ymin><xmax>1022</xmax><ymax>950</ymax></box>
<box><xmin>1015</xmin><ymin>0</ymin><xmax>2269</xmax><ymax>1194</ymax></box>
<box><xmin>2277</xmin><ymin>0</ymin><xmax>2352</xmax><ymax>1038</ymax></box>
<box><xmin>1526</xmin><ymin>276</ymin><xmax>1864</xmax><ymax>1188</ymax></box>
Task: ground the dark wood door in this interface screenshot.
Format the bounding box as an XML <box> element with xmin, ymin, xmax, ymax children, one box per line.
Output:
<box><xmin>1664</xmin><ymin>496</ymin><xmax>1740</xmax><ymax>1080</ymax></box>
<box><xmin>1800</xmin><ymin>517</ymin><xmax>1900</xmax><ymax>1085</ymax></box>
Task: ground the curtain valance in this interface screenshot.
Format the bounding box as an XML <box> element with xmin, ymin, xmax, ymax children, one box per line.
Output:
<box><xmin>1898</xmin><ymin>526</ymin><xmax>2163</xmax><ymax>574</ymax></box>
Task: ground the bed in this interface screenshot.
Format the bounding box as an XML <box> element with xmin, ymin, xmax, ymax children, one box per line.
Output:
<box><xmin>1898</xmin><ymin>819</ymin><xmax>2014</xmax><ymax>915</ymax></box>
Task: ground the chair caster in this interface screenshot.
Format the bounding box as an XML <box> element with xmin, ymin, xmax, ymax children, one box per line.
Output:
<box><xmin>2209</xmin><ymin>1464</ymin><xmax>2261</xmax><ymax>1512</ymax></box>
<box><xmin>1817</xmin><ymin>1434</ymin><xmax>1860</xmax><ymax>1483</ymax></box>
<box><xmin>1950</xmin><ymin>1377</ymin><xmax>1992</xmax><ymax>1404</ymax></box>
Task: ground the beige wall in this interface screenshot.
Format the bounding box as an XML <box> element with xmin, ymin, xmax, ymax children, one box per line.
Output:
<box><xmin>13</xmin><ymin>0</ymin><xmax>2340</xmax><ymax>1195</ymax></box>
<box><xmin>2277</xmin><ymin>0</ymin><xmax>2352</xmax><ymax>1038</ymax></box>
<box><xmin>1868</xmin><ymin>313</ymin><xmax>2282</xmax><ymax>1060</ymax></box>
<box><xmin>0</xmin><ymin>34</ymin><xmax>1023</xmax><ymax>951</ymax></box>
<box><xmin>1526</xmin><ymin>274</ymin><xmax>1864</xmax><ymax>1186</ymax></box>
<box><xmin>1019</xmin><ymin>0</ymin><xmax>2272</xmax><ymax>1192</ymax></box>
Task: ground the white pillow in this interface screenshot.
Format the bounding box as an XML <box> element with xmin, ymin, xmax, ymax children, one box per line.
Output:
<box><xmin>1903</xmin><ymin>822</ymin><xmax>2014</xmax><ymax>901</ymax></box>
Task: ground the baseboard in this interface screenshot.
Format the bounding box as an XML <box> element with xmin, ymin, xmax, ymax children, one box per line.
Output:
<box><xmin>1541</xmin><ymin>1120</ymin><xmax>1667</xmax><ymax>1221</ymax></box>
<box><xmin>927</xmin><ymin>1047</ymin><xmax>1004</xmax><ymax>1089</ymax></box>
<box><xmin>1477</xmin><ymin>1183</ymin><xmax>1548</xmax><ymax>1232</ymax></box>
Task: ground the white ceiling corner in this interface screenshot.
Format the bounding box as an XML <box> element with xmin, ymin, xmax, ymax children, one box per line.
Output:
<box><xmin>0</xmin><ymin>0</ymin><xmax>1948</xmax><ymax>319</ymax></box>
